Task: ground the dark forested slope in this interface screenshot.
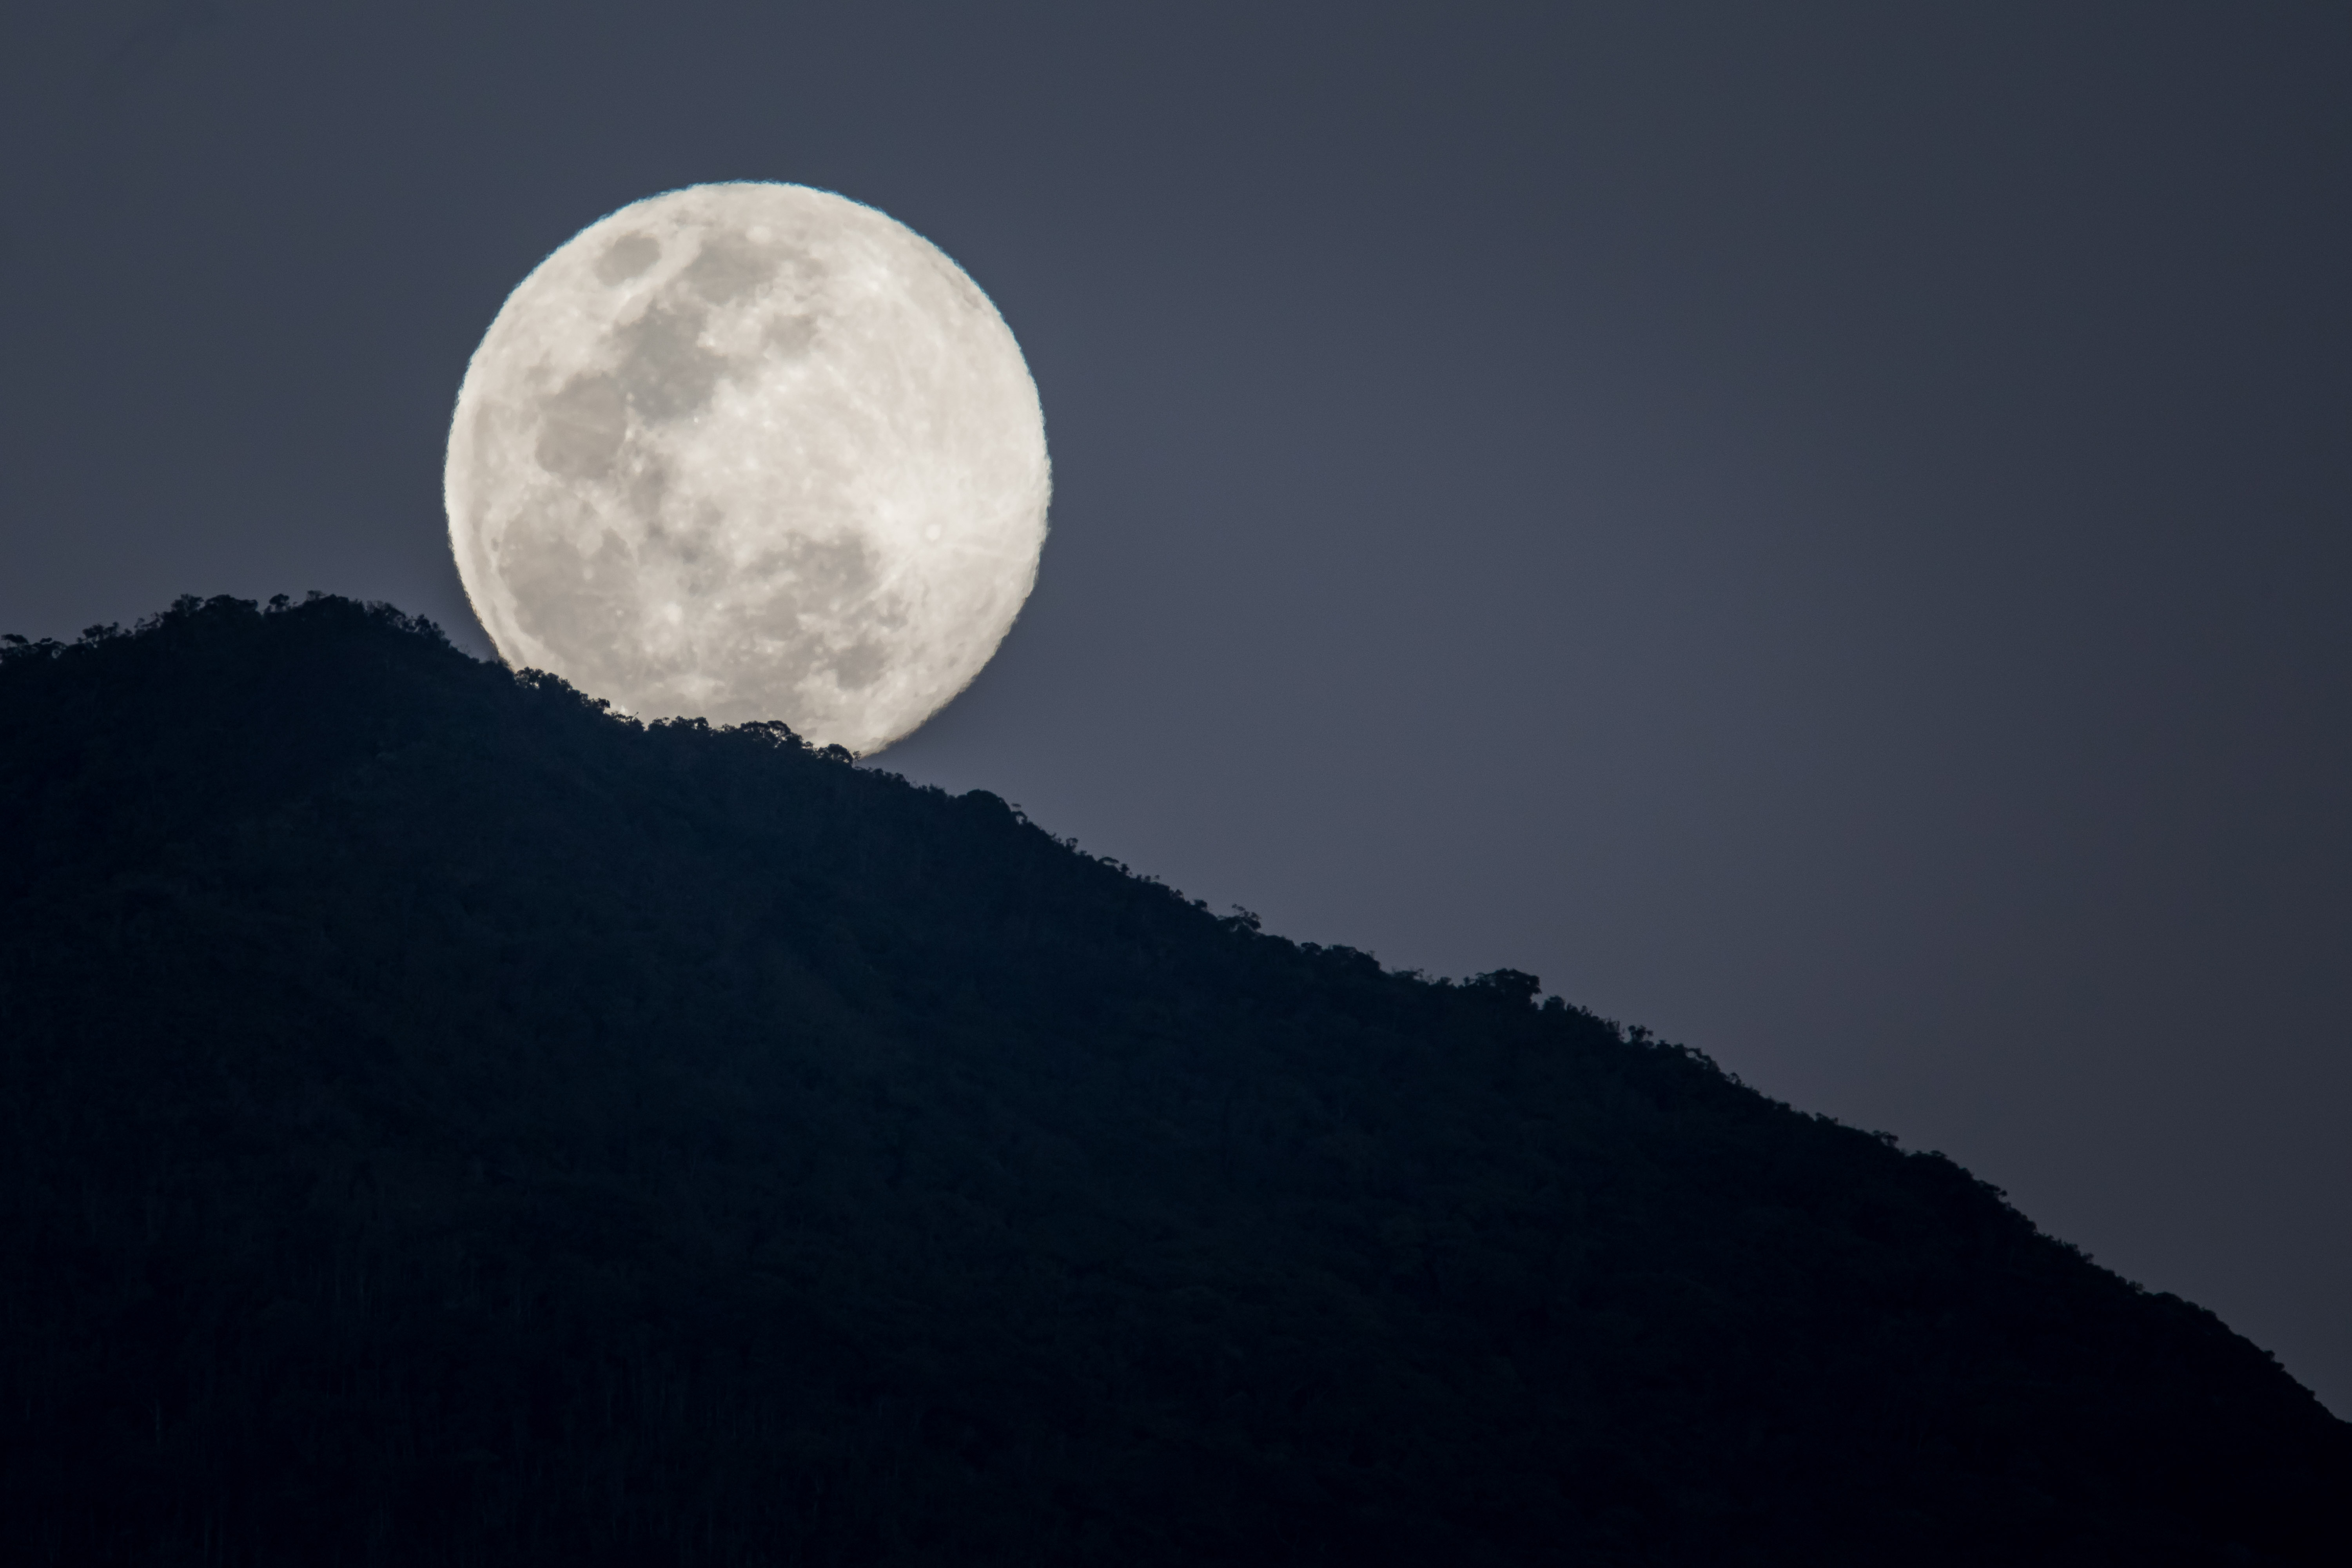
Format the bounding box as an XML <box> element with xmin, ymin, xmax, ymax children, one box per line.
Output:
<box><xmin>2</xmin><ymin>595</ymin><xmax>2344</xmax><ymax>1566</ymax></box>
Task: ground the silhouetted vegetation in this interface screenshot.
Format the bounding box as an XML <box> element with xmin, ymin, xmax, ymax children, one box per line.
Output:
<box><xmin>2</xmin><ymin>594</ymin><xmax>2343</xmax><ymax>1565</ymax></box>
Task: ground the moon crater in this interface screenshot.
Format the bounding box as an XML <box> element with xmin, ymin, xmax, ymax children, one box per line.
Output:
<box><xmin>446</xmin><ymin>183</ymin><xmax>1049</xmax><ymax>752</ymax></box>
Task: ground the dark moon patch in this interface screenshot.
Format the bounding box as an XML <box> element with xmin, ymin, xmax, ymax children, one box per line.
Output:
<box><xmin>764</xmin><ymin>314</ymin><xmax>819</xmax><ymax>359</ymax></box>
<box><xmin>615</xmin><ymin>304</ymin><xmax>728</xmax><ymax>422</ymax></box>
<box><xmin>594</xmin><ymin>233</ymin><xmax>661</xmax><ymax>284</ymax></box>
<box><xmin>681</xmin><ymin>232</ymin><xmax>782</xmax><ymax>305</ymax></box>
<box><xmin>642</xmin><ymin>504</ymin><xmax>722</xmax><ymax>575</ymax></box>
<box><xmin>623</xmin><ymin>457</ymin><xmax>669</xmax><ymax>525</ymax></box>
<box><xmin>829</xmin><ymin>641</ymin><xmax>887</xmax><ymax>690</ymax></box>
<box><xmin>534</xmin><ymin>374</ymin><xmax>628</xmax><ymax>479</ymax></box>
<box><xmin>760</xmin><ymin>531</ymin><xmax>878</xmax><ymax>613</ymax></box>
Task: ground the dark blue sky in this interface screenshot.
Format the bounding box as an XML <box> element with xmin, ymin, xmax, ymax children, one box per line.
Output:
<box><xmin>4</xmin><ymin>1</ymin><xmax>2346</xmax><ymax>1412</ymax></box>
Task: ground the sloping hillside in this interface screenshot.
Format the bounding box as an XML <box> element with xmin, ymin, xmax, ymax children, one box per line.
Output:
<box><xmin>2</xmin><ymin>594</ymin><xmax>2343</xmax><ymax>1565</ymax></box>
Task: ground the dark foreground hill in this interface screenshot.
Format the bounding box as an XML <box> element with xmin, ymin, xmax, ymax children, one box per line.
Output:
<box><xmin>1</xmin><ymin>595</ymin><xmax>2343</xmax><ymax>1567</ymax></box>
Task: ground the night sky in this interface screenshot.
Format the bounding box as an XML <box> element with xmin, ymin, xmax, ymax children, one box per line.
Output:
<box><xmin>4</xmin><ymin>2</ymin><xmax>2346</xmax><ymax>1414</ymax></box>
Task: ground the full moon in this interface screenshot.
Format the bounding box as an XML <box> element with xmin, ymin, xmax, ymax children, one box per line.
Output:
<box><xmin>445</xmin><ymin>183</ymin><xmax>1049</xmax><ymax>754</ymax></box>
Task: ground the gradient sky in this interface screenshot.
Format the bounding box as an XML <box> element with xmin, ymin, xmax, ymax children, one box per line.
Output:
<box><xmin>4</xmin><ymin>1</ymin><xmax>2346</xmax><ymax>1413</ymax></box>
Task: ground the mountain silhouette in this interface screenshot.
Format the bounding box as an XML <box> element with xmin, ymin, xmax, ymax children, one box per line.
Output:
<box><xmin>3</xmin><ymin>593</ymin><xmax>2344</xmax><ymax>1566</ymax></box>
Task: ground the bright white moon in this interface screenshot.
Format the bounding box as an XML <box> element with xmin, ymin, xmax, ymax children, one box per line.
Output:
<box><xmin>445</xmin><ymin>182</ymin><xmax>1049</xmax><ymax>754</ymax></box>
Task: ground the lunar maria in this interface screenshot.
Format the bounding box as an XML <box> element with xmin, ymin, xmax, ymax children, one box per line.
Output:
<box><xmin>445</xmin><ymin>183</ymin><xmax>1050</xmax><ymax>754</ymax></box>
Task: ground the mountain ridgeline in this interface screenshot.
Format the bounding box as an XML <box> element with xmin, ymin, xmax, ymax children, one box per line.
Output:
<box><xmin>2</xmin><ymin>594</ymin><xmax>2343</xmax><ymax>1566</ymax></box>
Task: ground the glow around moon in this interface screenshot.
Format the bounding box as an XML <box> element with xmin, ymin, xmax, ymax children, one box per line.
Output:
<box><xmin>445</xmin><ymin>183</ymin><xmax>1049</xmax><ymax>754</ymax></box>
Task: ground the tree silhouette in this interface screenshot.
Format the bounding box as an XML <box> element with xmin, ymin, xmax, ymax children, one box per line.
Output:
<box><xmin>0</xmin><ymin>593</ymin><xmax>2343</xmax><ymax>1566</ymax></box>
